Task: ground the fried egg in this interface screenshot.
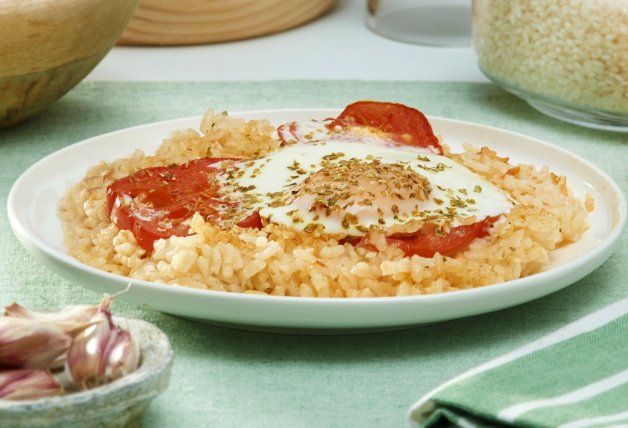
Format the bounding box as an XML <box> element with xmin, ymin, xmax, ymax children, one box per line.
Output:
<box><xmin>217</xmin><ymin>130</ymin><xmax>515</xmax><ymax>236</ymax></box>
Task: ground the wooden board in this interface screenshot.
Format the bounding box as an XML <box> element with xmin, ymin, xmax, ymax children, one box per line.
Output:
<box><xmin>118</xmin><ymin>0</ymin><xmax>336</xmax><ymax>46</ymax></box>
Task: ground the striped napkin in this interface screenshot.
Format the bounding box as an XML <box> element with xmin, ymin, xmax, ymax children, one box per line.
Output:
<box><xmin>410</xmin><ymin>297</ymin><xmax>628</xmax><ymax>428</ymax></box>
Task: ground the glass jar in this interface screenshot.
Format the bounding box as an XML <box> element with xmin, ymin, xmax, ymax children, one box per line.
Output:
<box><xmin>472</xmin><ymin>0</ymin><xmax>628</xmax><ymax>131</ymax></box>
<box><xmin>366</xmin><ymin>0</ymin><xmax>472</xmax><ymax>47</ymax></box>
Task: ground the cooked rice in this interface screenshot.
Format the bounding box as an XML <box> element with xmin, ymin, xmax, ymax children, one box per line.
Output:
<box><xmin>58</xmin><ymin>110</ymin><xmax>589</xmax><ymax>297</ymax></box>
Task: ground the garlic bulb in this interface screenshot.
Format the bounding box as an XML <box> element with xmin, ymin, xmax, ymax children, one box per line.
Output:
<box><xmin>0</xmin><ymin>369</ymin><xmax>63</xmax><ymax>400</ymax></box>
<box><xmin>65</xmin><ymin>296</ymin><xmax>139</xmax><ymax>390</ymax></box>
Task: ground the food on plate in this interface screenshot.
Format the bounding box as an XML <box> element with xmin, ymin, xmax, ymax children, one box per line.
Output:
<box><xmin>58</xmin><ymin>101</ymin><xmax>590</xmax><ymax>297</ymax></box>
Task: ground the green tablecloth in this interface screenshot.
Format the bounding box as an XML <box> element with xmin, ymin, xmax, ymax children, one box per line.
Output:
<box><xmin>0</xmin><ymin>81</ymin><xmax>626</xmax><ymax>427</ymax></box>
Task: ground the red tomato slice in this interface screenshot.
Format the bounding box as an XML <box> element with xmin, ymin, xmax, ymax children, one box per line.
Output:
<box><xmin>386</xmin><ymin>217</ymin><xmax>498</xmax><ymax>258</ymax></box>
<box><xmin>351</xmin><ymin>217</ymin><xmax>499</xmax><ymax>258</ymax></box>
<box><xmin>328</xmin><ymin>101</ymin><xmax>443</xmax><ymax>154</ymax></box>
<box><xmin>106</xmin><ymin>158</ymin><xmax>261</xmax><ymax>253</ymax></box>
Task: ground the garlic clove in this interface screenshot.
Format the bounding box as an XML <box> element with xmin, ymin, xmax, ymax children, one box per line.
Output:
<box><xmin>65</xmin><ymin>295</ymin><xmax>139</xmax><ymax>390</ymax></box>
<box><xmin>0</xmin><ymin>317</ymin><xmax>73</xmax><ymax>369</ymax></box>
<box><xmin>4</xmin><ymin>302</ymin><xmax>97</xmax><ymax>326</ymax></box>
<box><xmin>65</xmin><ymin>314</ymin><xmax>111</xmax><ymax>390</ymax></box>
<box><xmin>0</xmin><ymin>369</ymin><xmax>63</xmax><ymax>400</ymax></box>
<box><xmin>0</xmin><ymin>317</ymin><xmax>93</xmax><ymax>369</ymax></box>
<box><xmin>104</xmin><ymin>329</ymin><xmax>139</xmax><ymax>382</ymax></box>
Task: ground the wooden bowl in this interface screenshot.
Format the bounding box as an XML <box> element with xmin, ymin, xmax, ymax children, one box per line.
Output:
<box><xmin>0</xmin><ymin>0</ymin><xmax>139</xmax><ymax>128</ymax></box>
<box><xmin>118</xmin><ymin>0</ymin><xmax>336</xmax><ymax>46</ymax></box>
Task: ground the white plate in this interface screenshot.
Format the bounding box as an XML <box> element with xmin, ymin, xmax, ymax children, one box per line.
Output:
<box><xmin>7</xmin><ymin>109</ymin><xmax>626</xmax><ymax>332</ymax></box>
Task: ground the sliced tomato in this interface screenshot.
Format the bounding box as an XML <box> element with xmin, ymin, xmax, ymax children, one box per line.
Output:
<box><xmin>106</xmin><ymin>158</ymin><xmax>261</xmax><ymax>253</ymax></box>
<box><xmin>387</xmin><ymin>217</ymin><xmax>497</xmax><ymax>258</ymax></box>
<box><xmin>235</xmin><ymin>210</ymin><xmax>263</xmax><ymax>229</ymax></box>
<box><xmin>327</xmin><ymin>101</ymin><xmax>443</xmax><ymax>154</ymax></box>
<box><xmin>353</xmin><ymin>217</ymin><xmax>499</xmax><ymax>258</ymax></box>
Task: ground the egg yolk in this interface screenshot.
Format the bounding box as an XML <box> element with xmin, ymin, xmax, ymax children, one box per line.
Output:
<box><xmin>287</xmin><ymin>159</ymin><xmax>432</xmax><ymax>233</ymax></box>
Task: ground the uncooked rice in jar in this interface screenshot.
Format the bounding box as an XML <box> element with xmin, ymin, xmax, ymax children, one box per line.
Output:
<box><xmin>473</xmin><ymin>0</ymin><xmax>628</xmax><ymax>114</ymax></box>
<box><xmin>58</xmin><ymin>110</ymin><xmax>590</xmax><ymax>298</ymax></box>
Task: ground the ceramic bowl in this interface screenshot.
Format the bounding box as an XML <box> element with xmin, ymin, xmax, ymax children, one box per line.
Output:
<box><xmin>0</xmin><ymin>318</ymin><xmax>173</xmax><ymax>428</ymax></box>
<box><xmin>0</xmin><ymin>0</ymin><xmax>139</xmax><ymax>128</ymax></box>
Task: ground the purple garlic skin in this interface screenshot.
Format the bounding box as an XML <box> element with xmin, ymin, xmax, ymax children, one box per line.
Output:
<box><xmin>65</xmin><ymin>296</ymin><xmax>139</xmax><ymax>390</ymax></box>
<box><xmin>1</xmin><ymin>302</ymin><xmax>98</xmax><ymax>369</ymax></box>
<box><xmin>4</xmin><ymin>303</ymin><xmax>97</xmax><ymax>328</ymax></box>
<box><xmin>0</xmin><ymin>317</ymin><xmax>73</xmax><ymax>369</ymax></box>
<box><xmin>104</xmin><ymin>329</ymin><xmax>139</xmax><ymax>382</ymax></box>
<box><xmin>0</xmin><ymin>369</ymin><xmax>63</xmax><ymax>400</ymax></box>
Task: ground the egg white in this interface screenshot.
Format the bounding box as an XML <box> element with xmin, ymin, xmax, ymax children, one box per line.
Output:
<box><xmin>216</xmin><ymin>136</ymin><xmax>515</xmax><ymax>236</ymax></box>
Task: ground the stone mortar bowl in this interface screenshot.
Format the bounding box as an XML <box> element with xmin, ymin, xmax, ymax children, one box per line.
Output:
<box><xmin>0</xmin><ymin>318</ymin><xmax>173</xmax><ymax>428</ymax></box>
<box><xmin>0</xmin><ymin>0</ymin><xmax>139</xmax><ymax>128</ymax></box>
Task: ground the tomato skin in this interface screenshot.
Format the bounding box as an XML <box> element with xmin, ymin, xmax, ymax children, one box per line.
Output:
<box><xmin>236</xmin><ymin>211</ymin><xmax>263</xmax><ymax>229</ymax></box>
<box><xmin>106</xmin><ymin>157</ymin><xmax>261</xmax><ymax>253</ymax></box>
<box><xmin>352</xmin><ymin>217</ymin><xmax>499</xmax><ymax>258</ymax></box>
<box><xmin>386</xmin><ymin>217</ymin><xmax>498</xmax><ymax>257</ymax></box>
<box><xmin>106</xmin><ymin>158</ymin><xmax>227</xmax><ymax>215</ymax></box>
<box><xmin>328</xmin><ymin>101</ymin><xmax>443</xmax><ymax>154</ymax></box>
<box><xmin>131</xmin><ymin>216</ymin><xmax>189</xmax><ymax>253</ymax></box>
